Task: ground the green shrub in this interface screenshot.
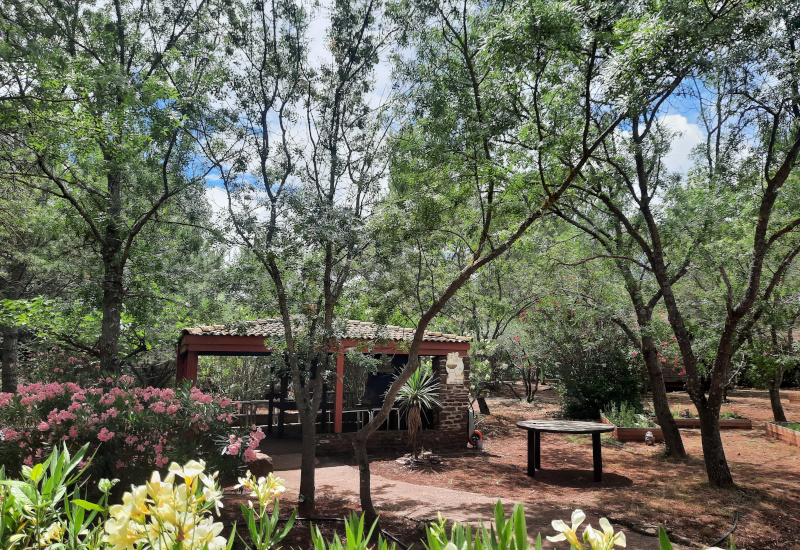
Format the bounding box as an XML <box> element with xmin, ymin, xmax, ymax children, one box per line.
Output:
<box><xmin>603</xmin><ymin>403</ymin><xmax>657</xmax><ymax>428</ymax></box>
<box><xmin>555</xmin><ymin>347</ymin><xmax>644</xmax><ymax>420</ymax></box>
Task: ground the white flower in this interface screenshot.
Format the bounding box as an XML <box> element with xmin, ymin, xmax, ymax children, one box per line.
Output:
<box><xmin>547</xmin><ymin>509</ymin><xmax>586</xmax><ymax>547</ymax></box>
<box><xmin>584</xmin><ymin>518</ymin><xmax>626</xmax><ymax>549</ymax></box>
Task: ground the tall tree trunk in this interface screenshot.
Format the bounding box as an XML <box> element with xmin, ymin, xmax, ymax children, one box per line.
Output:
<box><xmin>768</xmin><ymin>370</ymin><xmax>787</xmax><ymax>422</ymax></box>
<box><xmin>641</xmin><ymin>335</ymin><xmax>686</xmax><ymax>458</ymax></box>
<box><xmin>697</xmin><ymin>404</ymin><xmax>733</xmax><ymax>486</ymax></box>
<box><xmin>353</xmin><ymin>433</ymin><xmax>377</xmax><ymax>525</ymax></box>
<box><xmin>1</xmin><ymin>325</ymin><xmax>19</xmax><ymax>394</ymax></box>
<box><xmin>99</xmin><ymin>168</ymin><xmax>124</xmax><ymax>373</ymax></box>
<box><xmin>99</xmin><ymin>261</ymin><xmax>124</xmax><ymax>373</ymax></box>
<box><xmin>299</xmin><ymin>414</ymin><xmax>317</xmax><ymax>517</ymax></box>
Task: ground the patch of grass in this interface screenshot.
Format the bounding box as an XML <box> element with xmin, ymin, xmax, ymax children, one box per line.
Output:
<box><xmin>601</xmin><ymin>434</ymin><xmax>623</xmax><ymax>446</ymax></box>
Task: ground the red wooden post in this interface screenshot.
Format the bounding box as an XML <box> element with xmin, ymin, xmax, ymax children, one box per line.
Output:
<box><xmin>185</xmin><ymin>352</ymin><xmax>199</xmax><ymax>385</ymax></box>
<box><xmin>335</xmin><ymin>350</ymin><xmax>344</xmax><ymax>433</ymax></box>
<box><xmin>176</xmin><ymin>352</ymin><xmax>187</xmax><ymax>384</ymax></box>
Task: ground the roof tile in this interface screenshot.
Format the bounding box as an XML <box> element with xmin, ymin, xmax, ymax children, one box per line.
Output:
<box><xmin>181</xmin><ymin>318</ymin><xmax>471</xmax><ymax>343</ymax></box>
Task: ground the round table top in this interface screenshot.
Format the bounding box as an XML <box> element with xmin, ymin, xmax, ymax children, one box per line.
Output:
<box><xmin>516</xmin><ymin>420</ymin><xmax>614</xmax><ymax>434</ymax></box>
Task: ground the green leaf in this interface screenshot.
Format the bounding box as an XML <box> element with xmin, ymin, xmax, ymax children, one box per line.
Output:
<box><xmin>71</xmin><ymin>499</ymin><xmax>104</xmax><ymax>513</ymax></box>
<box><xmin>29</xmin><ymin>464</ymin><xmax>44</xmax><ymax>483</ymax></box>
<box><xmin>658</xmin><ymin>525</ymin><xmax>674</xmax><ymax>550</ymax></box>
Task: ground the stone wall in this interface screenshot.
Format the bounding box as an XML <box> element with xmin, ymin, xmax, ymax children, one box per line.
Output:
<box><xmin>316</xmin><ymin>353</ymin><xmax>471</xmax><ymax>456</ymax></box>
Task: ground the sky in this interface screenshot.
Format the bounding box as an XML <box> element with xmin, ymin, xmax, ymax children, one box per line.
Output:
<box><xmin>203</xmin><ymin>7</ymin><xmax>708</xmax><ymax>225</ymax></box>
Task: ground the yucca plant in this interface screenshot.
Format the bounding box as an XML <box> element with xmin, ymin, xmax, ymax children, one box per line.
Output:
<box><xmin>395</xmin><ymin>368</ymin><xmax>441</xmax><ymax>459</ymax></box>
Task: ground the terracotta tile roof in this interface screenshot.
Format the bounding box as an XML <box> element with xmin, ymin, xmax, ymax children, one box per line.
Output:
<box><xmin>181</xmin><ymin>318</ymin><xmax>472</xmax><ymax>343</ymax></box>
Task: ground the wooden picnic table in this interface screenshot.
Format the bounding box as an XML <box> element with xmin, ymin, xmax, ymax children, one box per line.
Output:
<box><xmin>516</xmin><ymin>420</ymin><xmax>614</xmax><ymax>482</ymax></box>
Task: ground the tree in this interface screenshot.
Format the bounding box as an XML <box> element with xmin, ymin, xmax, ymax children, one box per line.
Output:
<box><xmin>347</xmin><ymin>0</ymin><xmax>704</xmax><ymax>523</ymax></box>
<box><xmin>0</xmin><ymin>0</ymin><xmax>221</xmax><ymax>372</ymax></box>
<box><xmin>575</xmin><ymin>3</ymin><xmax>800</xmax><ymax>486</ymax></box>
<box><xmin>197</xmin><ymin>0</ymin><xmax>393</xmax><ymax>516</ymax></box>
<box><xmin>551</xmin><ymin>208</ymin><xmax>688</xmax><ymax>457</ymax></box>
<box><xmin>0</xmin><ymin>182</ymin><xmax>77</xmax><ymax>392</ymax></box>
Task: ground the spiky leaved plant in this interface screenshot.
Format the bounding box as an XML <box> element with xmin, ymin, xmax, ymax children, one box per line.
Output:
<box><xmin>395</xmin><ymin>369</ymin><xmax>441</xmax><ymax>459</ymax></box>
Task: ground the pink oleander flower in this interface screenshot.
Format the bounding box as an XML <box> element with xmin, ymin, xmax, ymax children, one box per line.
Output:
<box><xmin>98</xmin><ymin>428</ymin><xmax>115</xmax><ymax>442</ymax></box>
<box><xmin>38</xmin><ymin>421</ymin><xmax>50</xmax><ymax>432</ymax></box>
<box><xmin>23</xmin><ymin>455</ymin><xmax>33</xmax><ymax>466</ymax></box>
<box><xmin>69</xmin><ymin>426</ymin><xmax>79</xmax><ymax>438</ymax></box>
<box><xmin>166</xmin><ymin>404</ymin><xmax>179</xmax><ymax>415</ymax></box>
<box><xmin>244</xmin><ymin>448</ymin><xmax>258</xmax><ymax>462</ymax></box>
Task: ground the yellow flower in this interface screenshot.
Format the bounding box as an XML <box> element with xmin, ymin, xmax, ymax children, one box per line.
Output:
<box><xmin>109</xmin><ymin>485</ymin><xmax>149</xmax><ymax>524</ymax></box>
<box><xmin>147</xmin><ymin>470</ymin><xmax>176</xmax><ymax>508</ymax></box>
<box><xmin>547</xmin><ymin>509</ymin><xmax>586</xmax><ymax>548</ymax></box>
<box><xmin>39</xmin><ymin>522</ymin><xmax>64</xmax><ymax>545</ymax></box>
<box><xmin>235</xmin><ymin>471</ymin><xmax>286</xmax><ymax>508</ymax></box>
<box><xmin>584</xmin><ymin>518</ymin><xmax>626</xmax><ymax>549</ymax></box>
<box><xmin>104</xmin><ymin>516</ymin><xmax>145</xmax><ymax>550</ymax></box>
<box><xmin>169</xmin><ymin>459</ymin><xmax>206</xmax><ymax>487</ymax></box>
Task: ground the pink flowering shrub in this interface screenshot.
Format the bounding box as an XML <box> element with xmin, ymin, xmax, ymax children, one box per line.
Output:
<box><xmin>0</xmin><ymin>377</ymin><xmax>261</xmax><ymax>486</ymax></box>
<box><xmin>16</xmin><ymin>346</ymin><xmax>102</xmax><ymax>386</ymax></box>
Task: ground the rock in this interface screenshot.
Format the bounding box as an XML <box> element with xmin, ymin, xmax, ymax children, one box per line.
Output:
<box><xmin>249</xmin><ymin>452</ymin><xmax>273</xmax><ymax>478</ymax></box>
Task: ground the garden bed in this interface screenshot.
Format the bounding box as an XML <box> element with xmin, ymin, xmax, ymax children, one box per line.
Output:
<box><xmin>765</xmin><ymin>421</ymin><xmax>800</xmax><ymax>447</ymax></box>
<box><xmin>600</xmin><ymin>414</ymin><xmax>664</xmax><ymax>443</ymax></box>
<box><xmin>672</xmin><ymin>417</ymin><xmax>752</xmax><ymax>430</ymax></box>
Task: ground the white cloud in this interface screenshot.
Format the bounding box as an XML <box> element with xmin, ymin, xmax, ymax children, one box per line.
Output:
<box><xmin>659</xmin><ymin>114</ymin><xmax>705</xmax><ymax>174</ymax></box>
<box><xmin>204</xmin><ymin>185</ymin><xmax>230</xmax><ymax>226</ymax></box>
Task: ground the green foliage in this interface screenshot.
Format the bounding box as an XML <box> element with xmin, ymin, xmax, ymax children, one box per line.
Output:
<box><xmin>425</xmin><ymin>501</ymin><xmax>539</xmax><ymax>550</ymax></box>
<box><xmin>198</xmin><ymin>356</ymin><xmax>279</xmax><ymax>401</ymax></box>
<box><xmin>0</xmin><ymin>443</ymin><xmax>114</xmax><ymax>550</ymax></box>
<box><xmin>395</xmin><ymin>368</ymin><xmax>442</xmax><ymax>457</ymax></box>
<box><xmin>603</xmin><ymin>403</ymin><xmax>656</xmax><ymax>428</ymax></box>
<box><xmin>239</xmin><ymin>497</ymin><xmax>295</xmax><ymax>550</ymax></box>
<box><xmin>396</xmin><ymin>369</ymin><xmax>442</xmax><ymax>416</ymax></box>
<box><xmin>556</xmin><ymin>347</ymin><xmax>644</xmax><ymax>420</ymax></box>
<box><xmin>311</xmin><ymin>513</ymin><xmax>395</xmax><ymax>550</ymax></box>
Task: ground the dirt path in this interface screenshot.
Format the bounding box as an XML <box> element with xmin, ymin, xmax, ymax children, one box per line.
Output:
<box><xmin>278</xmin><ymin>459</ymin><xmax>692</xmax><ymax>549</ymax></box>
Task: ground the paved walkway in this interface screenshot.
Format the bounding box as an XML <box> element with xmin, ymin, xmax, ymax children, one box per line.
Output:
<box><xmin>278</xmin><ymin>459</ymin><xmax>694</xmax><ymax>549</ymax></box>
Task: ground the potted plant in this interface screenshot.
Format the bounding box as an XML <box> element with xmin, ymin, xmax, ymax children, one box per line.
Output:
<box><xmin>601</xmin><ymin>403</ymin><xmax>664</xmax><ymax>442</ymax></box>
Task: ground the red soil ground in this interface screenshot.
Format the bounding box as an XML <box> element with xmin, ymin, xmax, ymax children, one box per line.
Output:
<box><xmin>220</xmin><ymin>386</ymin><xmax>800</xmax><ymax>549</ymax></box>
<box><xmin>367</xmin><ymin>387</ymin><xmax>800</xmax><ymax>549</ymax></box>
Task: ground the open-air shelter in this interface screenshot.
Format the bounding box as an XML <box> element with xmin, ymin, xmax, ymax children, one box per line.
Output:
<box><xmin>176</xmin><ymin>319</ymin><xmax>472</xmax><ymax>447</ymax></box>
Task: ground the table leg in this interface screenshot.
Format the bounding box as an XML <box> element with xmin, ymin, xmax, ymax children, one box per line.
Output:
<box><xmin>592</xmin><ymin>432</ymin><xmax>602</xmax><ymax>482</ymax></box>
<box><xmin>534</xmin><ymin>431</ymin><xmax>541</xmax><ymax>469</ymax></box>
<box><xmin>527</xmin><ymin>431</ymin><xmax>536</xmax><ymax>477</ymax></box>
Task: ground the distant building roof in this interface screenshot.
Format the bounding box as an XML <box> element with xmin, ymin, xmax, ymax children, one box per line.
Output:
<box><xmin>181</xmin><ymin>318</ymin><xmax>472</xmax><ymax>343</ymax></box>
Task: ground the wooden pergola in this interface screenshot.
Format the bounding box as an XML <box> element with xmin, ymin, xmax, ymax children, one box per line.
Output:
<box><xmin>176</xmin><ymin>319</ymin><xmax>471</xmax><ymax>434</ymax></box>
